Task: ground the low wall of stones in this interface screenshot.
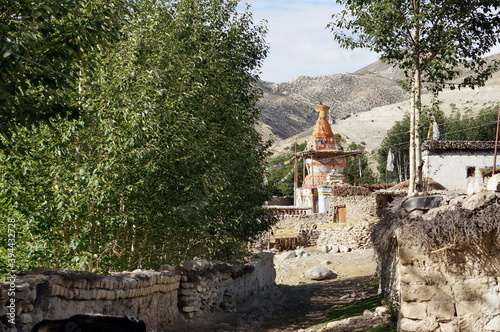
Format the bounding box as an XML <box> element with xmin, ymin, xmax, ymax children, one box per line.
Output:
<box><xmin>316</xmin><ymin>219</ymin><xmax>375</xmax><ymax>251</ymax></box>
<box><xmin>375</xmin><ymin>192</ymin><xmax>500</xmax><ymax>332</ymax></box>
<box><xmin>178</xmin><ymin>252</ymin><xmax>275</xmax><ymax>317</ymax></box>
<box><xmin>1</xmin><ymin>269</ymin><xmax>180</xmax><ymax>332</ymax></box>
<box><xmin>0</xmin><ymin>253</ymin><xmax>275</xmax><ymax>332</ymax></box>
<box><xmin>397</xmin><ymin>243</ymin><xmax>500</xmax><ymax>332</ymax></box>
<box><xmin>270</xmin><ymin>213</ymin><xmax>376</xmax><ymax>251</ymax></box>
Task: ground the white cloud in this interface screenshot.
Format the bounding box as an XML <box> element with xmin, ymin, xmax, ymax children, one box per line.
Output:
<box><xmin>238</xmin><ymin>1</ymin><xmax>379</xmax><ymax>83</ymax></box>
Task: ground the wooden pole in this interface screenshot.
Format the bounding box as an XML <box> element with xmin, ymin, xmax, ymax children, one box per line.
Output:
<box><xmin>493</xmin><ymin>109</ymin><xmax>500</xmax><ymax>175</ymax></box>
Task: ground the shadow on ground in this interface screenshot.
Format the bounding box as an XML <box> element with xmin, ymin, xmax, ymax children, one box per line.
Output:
<box><xmin>167</xmin><ymin>274</ymin><xmax>379</xmax><ymax>332</ymax></box>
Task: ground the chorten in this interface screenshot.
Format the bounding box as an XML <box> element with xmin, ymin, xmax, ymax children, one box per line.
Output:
<box><xmin>301</xmin><ymin>104</ymin><xmax>360</xmax><ymax>188</ymax></box>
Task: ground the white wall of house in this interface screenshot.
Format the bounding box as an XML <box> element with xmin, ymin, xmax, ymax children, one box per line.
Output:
<box><xmin>423</xmin><ymin>150</ymin><xmax>495</xmax><ymax>191</ymax></box>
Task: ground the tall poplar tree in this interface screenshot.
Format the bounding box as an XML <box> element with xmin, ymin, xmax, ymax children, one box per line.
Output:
<box><xmin>0</xmin><ymin>0</ymin><xmax>273</xmax><ymax>274</ymax></box>
<box><xmin>330</xmin><ymin>0</ymin><xmax>500</xmax><ymax>193</ymax></box>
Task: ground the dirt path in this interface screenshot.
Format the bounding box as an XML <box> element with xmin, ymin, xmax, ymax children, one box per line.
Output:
<box><xmin>168</xmin><ymin>249</ymin><xmax>378</xmax><ymax>332</ymax></box>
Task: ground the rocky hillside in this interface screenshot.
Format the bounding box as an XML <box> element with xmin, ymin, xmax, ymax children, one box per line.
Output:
<box><xmin>256</xmin><ymin>71</ymin><xmax>407</xmax><ymax>140</ymax></box>
<box><xmin>260</xmin><ymin>53</ymin><xmax>500</xmax><ymax>153</ymax></box>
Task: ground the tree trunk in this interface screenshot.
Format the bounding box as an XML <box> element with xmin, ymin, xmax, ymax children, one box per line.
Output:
<box><xmin>409</xmin><ymin>85</ymin><xmax>416</xmax><ymax>194</ymax></box>
<box><xmin>409</xmin><ymin>0</ymin><xmax>423</xmax><ymax>195</ymax></box>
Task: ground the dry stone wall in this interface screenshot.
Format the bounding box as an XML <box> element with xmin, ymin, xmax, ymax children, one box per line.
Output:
<box><xmin>1</xmin><ymin>269</ymin><xmax>180</xmax><ymax>332</ymax></box>
<box><xmin>376</xmin><ymin>191</ymin><xmax>500</xmax><ymax>332</ymax></box>
<box><xmin>397</xmin><ymin>243</ymin><xmax>500</xmax><ymax>332</ymax></box>
<box><xmin>329</xmin><ymin>195</ymin><xmax>377</xmax><ymax>221</ymax></box>
<box><xmin>316</xmin><ymin>219</ymin><xmax>374</xmax><ymax>251</ymax></box>
<box><xmin>271</xmin><ymin>213</ymin><xmax>376</xmax><ymax>251</ymax></box>
<box><xmin>0</xmin><ymin>253</ymin><xmax>275</xmax><ymax>332</ymax></box>
<box><xmin>178</xmin><ymin>252</ymin><xmax>275</xmax><ymax>317</ymax></box>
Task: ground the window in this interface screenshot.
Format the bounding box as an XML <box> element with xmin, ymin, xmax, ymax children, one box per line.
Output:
<box><xmin>466</xmin><ymin>167</ymin><xmax>476</xmax><ymax>178</ymax></box>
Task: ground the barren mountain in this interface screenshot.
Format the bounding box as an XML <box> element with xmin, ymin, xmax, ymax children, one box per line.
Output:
<box><xmin>259</xmin><ymin>53</ymin><xmax>500</xmax><ymax>154</ymax></box>
<box><xmin>256</xmin><ymin>72</ymin><xmax>407</xmax><ymax>140</ymax></box>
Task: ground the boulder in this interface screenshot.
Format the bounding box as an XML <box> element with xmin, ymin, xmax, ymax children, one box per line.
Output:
<box><xmin>339</xmin><ymin>245</ymin><xmax>351</xmax><ymax>253</ymax></box>
<box><xmin>180</xmin><ymin>258</ymin><xmax>213</xmax><ymax>269</ymax></box>
<box><xmin>375</xmin><ymin>306</ymin><xmax>389</xmax><ymax>316</ymax></box>
<box><xmin>362</xmin><ymin>310</ymin><xmax>374</xmax><ymax>319</ymax></box>
<box><xmin>402</xmin><ymin>196</ymin><xmax>443</xmax><ymax>212</ymax></box>
<box><xmin>294</xmin><ymin>248</ymin><xmax>306</xmax><ymax>257</ymax></box>
<box><xmin>304</xmin><ymin>267</ymin><xmax>336</xmax><ymax>280</ymax></box>
<box><xmin>466</xmin><ymin>177</ymin><xmax>485</xmax><ymax>195</ymax></box>
<box><xmin>275</xmin><ymin>251</ymin><xmax>296</xmax><ymax>261</ymax></box>
<box><xmin>487</xmin><ymin>174</ymin><xmax>500</xmax><ymax>192</ymax></box>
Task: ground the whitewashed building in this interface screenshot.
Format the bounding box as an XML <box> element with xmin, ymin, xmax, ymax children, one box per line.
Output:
<box><xmin>422</xmin><ymin>140</ymin><xmax>497</xmax><ymax>192</ymax></box>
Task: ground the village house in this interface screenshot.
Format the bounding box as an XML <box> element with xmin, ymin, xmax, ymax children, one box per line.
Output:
<box><xmin>422</xmin><ymin>140</ymin><xmax>498</xmax><ymax>192</ymax></box>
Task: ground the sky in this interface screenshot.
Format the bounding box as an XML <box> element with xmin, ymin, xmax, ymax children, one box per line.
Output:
<box><xmin>237</xmin><ymin>0</ymin><xmax>380</xmax><ymax>83</ymax></box>
<box><xmin>237</xmin><ymin>1</ymin><xmax>500</xmax><ymax>84</ymax></box>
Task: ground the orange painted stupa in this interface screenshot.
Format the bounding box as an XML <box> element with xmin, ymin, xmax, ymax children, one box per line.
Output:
<box><xmin>301</xmin><ymin>104</ymin><xmax>350</xmax><ymax>188</ymax></box>
<box><xmin>307</xmin><ymin>104</ymin><xmax>340</xmax><ymax>151</ymax></box>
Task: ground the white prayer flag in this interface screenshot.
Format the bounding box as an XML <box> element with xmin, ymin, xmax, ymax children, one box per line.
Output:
<box><xmin>432</xmin><ymin>118</ymin><xmax>440</xmax><ymax>140</ymax></box>
<box><xmin>386</xmin><ymin>149</ymin><xmax>395</xmax><ymax>172</ymax></box>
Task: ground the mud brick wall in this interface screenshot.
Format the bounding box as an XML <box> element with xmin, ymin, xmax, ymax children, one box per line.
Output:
<box><xmin>1</xmin><ymin>270</ymin><xmax>180</xmax><ymax>332</ymax></box>
<box><xmin>0</xmin><ymin>253</ymin><xmax>275</xmax><ymax>332</ymax></box>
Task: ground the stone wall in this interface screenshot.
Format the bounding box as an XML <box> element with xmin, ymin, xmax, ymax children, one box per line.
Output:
<box><xmin>397</xmin><ymin>242</ymin><xmax>500</xmax><ymax>332</ymax></box>
<box><xmin>329</xmin><ymin>195</ymin><xmax>377</xmax><ymax>221</ymax></box>
<box><xmin>1</xmin><ymin>270</ymin><xmax>180</xmax><ymax>332</ymax></box>
<box><xmin>0</xmin><ymin>253</ymin><xmax>275</xmax><ymax>332</ymax></box>
<box><xmin>375</xmin><ymin>192</ymin><xmax>500</xmax><ymax>332</ymax></box>
<box><xmin>316</xmin><ymin>219</ymin><xmax>374</xmax><ymax>251</ymax></box>
<box><xmin>270</xmin><ymin>212</ymin><xmax>376</xmax><ymax>251</ymax></box>
<box><xmin>178</xmin><ymin>252</ymin><xmax>275</xmax><ymax>317</ymax></box>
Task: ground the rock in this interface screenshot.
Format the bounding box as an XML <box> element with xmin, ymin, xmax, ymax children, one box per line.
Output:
<box><xmin>304</xmin><ymin>267</ymin><xmax>336</xmax><ymax>280</ymax></box>
<box><xmin>362</xmin><ymin>309</ymin><xmax>374</xmax><ymax>319</ymax></box>
<box><xmin>20</xmin><ymin>313</ymin><xmax>32</xmax><ymax>324</ymax></box>
<box><xmin>275</xmin><ymin>251</ymin><xmax>296</xmax><ymax>261</ymax></box>
<box><xmin>327</xmin><ymin>320</ymin><xmax>346</xmax><ymax>328</ymax></box>
<box><xmin>160</xmin><ymin>264</ymin><xmax>176</xmax><ymax>272</ymax></box>
<box><xmin>180</xmin><ymin>258</ymin><xmax>213</xmax><ymax>269</ymax></box>
<box><xmin>441</xmin><ymin>192</ymin><xmax>459</xmax><ymax>204</ymax></box>
<box><xmin>485</xmin><ymin>316</ymin><xmax>500</xmax><ymax>331</ymax></box>
<box><xmin>487</xmin><ymin>174</ymin><xmax>500</xmax><ymax>192</ymax></box>
<box><xmin>402</xmin><ymin>196</ymin><xmax>443</xmax><ymax>212</ymax></box>
<box><xmin>215</xmin><ymin>323</ymin><xmax>232</xmax><ymax>331</ymax></box>
<box><xmin>375</xmin><ymin>306</ymin><xmax>389</xmax><ymax>316</ymax></box>
<box><xmin>339</xmin><ymin>245</ymin><xmax>351</xmax><ymax>253</ymax></box>
<box><xmin>466</xmin><ymin>177</ymin><xmax>485</xmax><ymax>195</ymax></box>
<box><xmin>462</xmin><ymin>191</ymin><xmax>497</xmax><ymax>210</ymax></box>
<box><xmin>322</xmin><ymin>260</ymin><xmax>332</xmax><ymax>265</ymax></box>
<box><xmin>294</xmin><ymin>248</ymin><xmax>306</xmax><ymax>257</ymax></box>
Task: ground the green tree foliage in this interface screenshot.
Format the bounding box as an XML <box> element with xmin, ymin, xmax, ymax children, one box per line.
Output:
<box><xmin>345</xmin><ymin>143</ymin><xmax>377</xmax><ymax>185</ymax></box>
<box><xmin>0</xmin><ymin>0</ymin><xmax>274</xmax><ymax>275</ymax></box>
<box><xmin>330</xmin><ymin>0</ymin><xmax>500</xmax><ymax>193</ymax></box>
<box><xmin>266</xmin><ymin>142</ymin><xmax>306</xmax><ymax>196</ymax></box>
<box><xmin>442</xmin><ymin>105</ymin><xmax>500</xmax><ymax>141</ymax></box>
<box><xmin>0</xmin><ymin>0</ymin><xmax>129</xmax><ymax>142</ymax></box>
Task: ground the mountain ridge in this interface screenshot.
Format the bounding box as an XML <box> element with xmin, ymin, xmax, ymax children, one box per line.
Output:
<box><xmin>257</xmin><ymin>54</ymin><xmax>500</xmax><ymax>155</ymax></box>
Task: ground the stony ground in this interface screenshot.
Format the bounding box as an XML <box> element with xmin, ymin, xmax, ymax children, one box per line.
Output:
<box><xmin>168</xmin><ymin>248</ymin><xmax>384</xmax><ymax>332</ymax></box>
